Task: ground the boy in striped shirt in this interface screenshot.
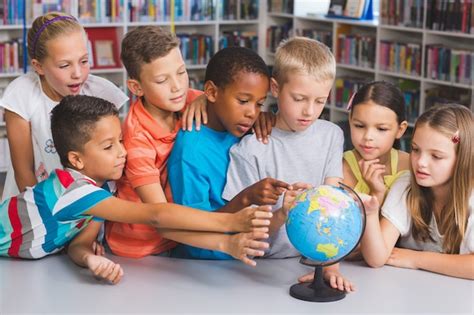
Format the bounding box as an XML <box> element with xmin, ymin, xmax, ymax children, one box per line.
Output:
<box><xmin>0</xmin><ymin>95</ymin><xmax>272</xmax><ymax>284</ymax></box>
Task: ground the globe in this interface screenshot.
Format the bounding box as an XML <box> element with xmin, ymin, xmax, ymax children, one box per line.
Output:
<box><xmin>286</xmin><ymin>184</ymin><xmax>365</xmax><ymax>266</ymax></box>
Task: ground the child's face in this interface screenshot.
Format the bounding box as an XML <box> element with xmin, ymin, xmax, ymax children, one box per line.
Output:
<box><xmin>209</xmin><ymin>71</ymin><xmax>268</xmax><ymax>137</ymax></box>
<box><xmin>131</xmin><ymin>47</ymin><xmax>189</xmax><ymax>113</ymax></box>
<box><xmin>32</xmin><ymin>30</ymin><xmax>90</xmax><ymax>101</ymax></box>
<box><xmin>350</xmin><ymin>101</ymin><xmax>407</xmax><ymax>161</ymax></box>
<box><xmin>76</xmin><ymin>115</ymin><xmax>127</xmax><ymax>186</ymax></box>
<box><xmin>272</xmin><ymin>73</ymin><xmax>331</xmax><ymax>132</ymax></box>
<box><xmin>410</xmin><ymin>124</ymin><xmax>456</xmax><ymax>190</ymax></box>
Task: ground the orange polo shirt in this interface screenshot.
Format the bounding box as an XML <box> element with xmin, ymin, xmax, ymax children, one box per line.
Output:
<box><xmin>105</xmin><ymin>89</ymin><xmax>202</xmax><ymax>258</ymax></box>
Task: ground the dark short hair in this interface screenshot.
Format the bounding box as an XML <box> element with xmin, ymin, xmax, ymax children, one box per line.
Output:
<box><xmin>204</xmin><ymin>47</ymin><xmax>270</xmax><ymax>89</ymax></box>
<box><xmin>121</xmin><ymin>26</ymin><xmax>180</xmax><ymax>80</ymax></box>
<box><xmin>51</xmin><ymin>95</ymin><xmax>119</xmax><ymax>167</ymax></box>
<box><xmin>350</xmin><ymin>81</ymin><xmax>406</xmax><ymax>124</ymax></box>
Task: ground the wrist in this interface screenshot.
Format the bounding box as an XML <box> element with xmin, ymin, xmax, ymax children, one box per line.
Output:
<box><xmin>218</xmin><ymin>234</ymin><xmax>232</xmax><ymax>254</ymax></box>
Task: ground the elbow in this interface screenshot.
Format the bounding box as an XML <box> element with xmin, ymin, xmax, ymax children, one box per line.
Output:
<box><xmin>362</xmin><ymin>253</ymin><xmax>387</xmax><ymax>268</ymax></box>
<box><xmin>365</xmin><ymin>259</ymin><xmax>385</xmax><ymax>269</ymax></box>
<box><xmin>148</xmin><ymin>204</ymin><xmax>166</xmax><ymax>228</ymax></box>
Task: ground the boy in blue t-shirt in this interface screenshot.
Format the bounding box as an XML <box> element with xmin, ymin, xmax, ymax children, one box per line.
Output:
<box><xmin>168</xmin><ymin>47</ymin><xmax>291</xmax><ymax>260</ymax></box>
<box><xmin>0</xmin><ymin>95</ymin><xmax>273</xmax><ymax>283</ymax></box>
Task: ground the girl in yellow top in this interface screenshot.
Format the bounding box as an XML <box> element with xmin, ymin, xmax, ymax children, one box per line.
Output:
<box><xmin>344</xmin><ymin>81</ymin><xmax>410</xmax><ymax>205</ymax></box>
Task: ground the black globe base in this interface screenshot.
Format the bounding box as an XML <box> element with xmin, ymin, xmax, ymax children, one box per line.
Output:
<box><xmin>289</xmin><ymin>265</ymin><xmax>345</xmax><ymax>302</ymax></box>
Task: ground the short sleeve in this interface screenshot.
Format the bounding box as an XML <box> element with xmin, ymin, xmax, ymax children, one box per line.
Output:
<box><xmin>0</xmin><ymin>74</ymin><xmax>38</xmax><ymax>120</ymax></box>
<box><xmin>222</xmin><ymin>145</ymin><xmax>260</xmax><ymax>202</ymax></box>
<box><xmin>53</xmin><ymin>181</ymin><xmax>113</xmax><ymax>222</ymax></box>
<box><xmin>124</xmin><ymin>135</ymin><xmax>161</xmax><ymax>188</ymax></box>
<box><xmin>324</xmin><ymin>126</ymin><xmax>344</xmax><ymax>179</ymax></box>
<box><xmin>459</xmin><ymin>193</ymin><xmax>474</xmax><ymax>254</ymax></box>
<box><xmin>84</xmin><ymin>75</ymin><xmax>128</xmax><ymax>109</ymax></box>
<box><xmin>381</xmin><ymin>173</ymin><xmax>412</xmax><ymax>236</ymax></box>
<box><xmin>168</xmin><ymin>157</ymin><xmax>211</xmax><ymax>210</ymax></box>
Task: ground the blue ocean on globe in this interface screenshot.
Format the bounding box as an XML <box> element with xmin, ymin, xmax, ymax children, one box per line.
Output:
<box><xmin>286</xmin><ymin>185</ymin><xmax>365</xmax><ymax>265</ymax></box>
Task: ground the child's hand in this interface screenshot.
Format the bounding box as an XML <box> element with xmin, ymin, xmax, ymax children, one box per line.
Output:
<box><xmin>359</xmin><ymin>159</ymin><xmax>386</xmax><ymax>198</ymax></box>
<box><xmin>386</xmin><ymin>247</ymin><xmax>418</xmax><ymax>270</ymax></box>
<box><xmin>323</xmin><ymin>264</ymin><xmax>355</xmax><ymax>292</ymax></box>
<box><xmin>252</xmin><ymin>111</ymin><xmax>276</xmax><ymax>144</ymax></box>
<box><xmin>92</xmin><ymin>240</ymin><xmax>105</xmax><ymax>256</ymax></box>
<box><xmin>243</xmin><ymin>177</ymin><xmax>292</xmax><ymax>206</ymax></box>
<box><xmin>85</xmin><ymin>255</ymin><xmax>124</xmax><ymax>285</ymax></box>
<box><xmin>225</xmin><ymin>231</ymin><xmax>269</xmax><ymax>267</ymax></box>
<box><xmin>181</xmin><ymin>93</ymin><xmax>208</xmax><ymax>131</ymax></box>
<box><xmin>282</xmin><ymin>182</ymin><xmax>312</xmax><ymax>216</ymax></box>
<box><xmin>232</xmin><ymin>205</ymin><xmax>273</xmax><ymax>232</ymax></box>
<box><xmin>298</xmin><ymin>265</ymin><xmax>355</xmax><ymax>293</ymax></box>
<box><xmin>360</xmin><ymin>193</ymin><xmax>380</xmax><ymax>217</ymax></box>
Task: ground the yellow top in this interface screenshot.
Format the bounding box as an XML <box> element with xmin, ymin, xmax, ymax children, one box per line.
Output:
<box><xmin>343</xmin><ymin>148</ymin><xmax>408</xmax><ymax>194</ymax></box>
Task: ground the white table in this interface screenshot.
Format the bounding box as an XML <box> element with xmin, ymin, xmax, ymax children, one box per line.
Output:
<box><xmin>0</xmin><ymin>255</ymin><xmax>472</xmax><ymax>314</ymax></box>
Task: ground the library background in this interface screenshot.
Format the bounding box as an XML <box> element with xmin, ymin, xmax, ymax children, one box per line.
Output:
<box><xmin>0</xmin><ymin>0</ymin><xmax>473</xmax><ymax>192</ymax></box>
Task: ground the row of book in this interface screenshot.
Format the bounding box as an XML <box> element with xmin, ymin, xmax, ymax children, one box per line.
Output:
<box><xmin>337</xmin><ymin>34</ymin><xmax>376</xmax><ymax>69</ymax></box>
<box><xmin>220</xmin><ymin>31</ymin><xmax>258</xmax><ymax>51</ymax></box>
<box><xmin>1</xmin><ymin>0</ymin><xmax>124</xmax><ymax>24</ymax></box>
<box><xmin>178</xmin><ymin>34</ymin><xmax>214</xmax><ymax>66</ymax></box>
<box><xmin>267</xmin><ymin>0</ymin><xmax>293</xmax><ymax>14</ymax></box>
<box><xmin>427</xmin><ymin>0</ymin><xmax>474</xmax><ymax>33</ymax></box>
<box><xmin>221</xmin><ymin>0</ymin><xmax>259</xmax><ymax>20</ymax></box>
<box><xmin>129</xmin><ymin>0</ymin><xmax>215</xmax><ymax>22</ymax></box>
<box><xmin>296</xmin><ymin>29</ymin><xmax>333</xmax><ymax>51</ymax></box>
<box><xmin>380</xmin><ymin>0</ymin><xmax>424</xmax><ymax>28</ymax></box>
<box><xmin>379</xmin><ymin>40</ymin><xmax>422</xmax><ymax>76</ymax></box>
<box><xmin>266</xmin><ymin>23</ymin><xmax>293</xmax><ymax>53</ymax></box>
<box><xmin>425</xmin><ymin>45</ymin><xmax>473</xmax><ymax>85</ymax></box>
<box><xmin>0</xmin><ymin>39</ymin><xmax>24</xmax><ymax>74</ymax></box>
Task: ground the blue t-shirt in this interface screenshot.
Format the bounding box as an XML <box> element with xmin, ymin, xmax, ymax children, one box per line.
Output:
<box><xmin>168</xmin><ymin>124</ymin><xmax>239</xmax><ymax>260</ymax></box>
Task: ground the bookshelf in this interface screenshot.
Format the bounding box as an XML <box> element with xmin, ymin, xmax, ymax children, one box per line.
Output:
<box><xmin>264</xmin><ymin>0</ymin><xmax>474</xmax><ymax>151</ymax></box>
<box><xmin>0</xmin><ymin>0</ymin><xmax>263</xmax><ymax>173</ymax></box>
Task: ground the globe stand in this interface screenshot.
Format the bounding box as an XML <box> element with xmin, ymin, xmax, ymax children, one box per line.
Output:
<box><xmin>289</xmin><ymin>258</ymin><xmax>345</xmax><ymax>302</ymax></box>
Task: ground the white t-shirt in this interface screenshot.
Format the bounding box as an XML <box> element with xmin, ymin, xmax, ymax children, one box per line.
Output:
<box><xmin>382</xmin><ymin>172</ymin><xmax>474</xmax><ymax>254</ymax></box>
<box><xmin>0</xmin><ymin>72</ymin><xmax>128</xmax><ymax>200</ymax></box>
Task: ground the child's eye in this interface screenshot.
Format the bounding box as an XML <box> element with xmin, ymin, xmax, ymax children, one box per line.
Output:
<box><xmin>293</xmin><ymin>97</ymin><xmax>303</xmax><ymax>102</ymax></box>
<box><xmin>354</xmin><ymin>124</ymin><xmax>364</xmax><ymax>128</ymax></box>
<box><xmin>156</xmin><ymin>79</ymin><xmax>167</xmax><ymax>84</ymax></box>
<box><xmin>59</xmin><ymin>64</ymin><xmax>69</xmax><ymax>69</ymax></box>
<box><xmin>81</xmin><ymin>59</ymin><xmax>89</xmax><ymax>65</ymax></box>
<box><xmin>238</xmin><ymin>99</ymin><xmax>249</xmax><ymax>104</ymax></box>
<box><xmin>178</xmin><ymin>71</ymin><xmax>187</xmax><ymax>75</ymax></box>
<box><xmin>411</xmin><ymin>147</ymin><xmax>419</xmax><ymax>153</ymax></box>
<box><xmin>432</xmin><ymin>155</ymin><xmax>443</xmax><ymax>160</ymax></box>
<box><xmin>104</xmin><ymin>144</ymin><xmax>113</xmax><ymax>150</ymax></box>
<box><xmin>378</xmin><ymin>128</ymin><xmax>388</xmax><ymax>132</ymax></box>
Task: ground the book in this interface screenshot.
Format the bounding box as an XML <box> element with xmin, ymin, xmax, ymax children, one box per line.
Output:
<box><xmin>85</xmin><ymin>28</ymin><xmax>120</xmax><ymax>69</ymax></box>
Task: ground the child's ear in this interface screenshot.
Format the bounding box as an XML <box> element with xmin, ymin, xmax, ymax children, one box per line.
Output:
<box><xmin>67</xmin><ymin>151</ymin><xmax>85</xmax><ymax>170</ymax></box>
<box><xmin>270</xmin><ymin>78</ymin><xmax>279</xmax><ymax>98</ymax></box>
<box><xmin>396</xmin><ymin>120</ymin><xmax>409</xmax><ymax>139</ymax></box>
<box><xmin>127</xmin><ymin>79</ymin><xmax>144</xmax><ymax>97</ymax></box>
<box><xmin>31</xmin><ymin>59</ymin><xmax>44</xmax><ymax>75</ymax></box>
<box><xmin>204</xmin><ymin>80</ymin><xmax>218</xmax><ymax>103</ymax></box>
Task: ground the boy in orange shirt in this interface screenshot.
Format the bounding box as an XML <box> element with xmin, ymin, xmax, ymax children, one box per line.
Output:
<box><xmin>105</xmin><ymin>26</ymin><xmax>209</xmax><ymax>258</ymax></box>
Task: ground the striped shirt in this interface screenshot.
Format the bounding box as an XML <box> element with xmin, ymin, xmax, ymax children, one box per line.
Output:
<box><xmin>0</xmin><ymin>169</ymin><xmax>113</xmax><ymax>259</ymax></box>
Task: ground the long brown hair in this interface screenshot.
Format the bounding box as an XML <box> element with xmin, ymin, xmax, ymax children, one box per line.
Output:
<box><xmin>407</xmin><ymin>104</ymin><xmax>473</xmax><ymax>254</ymax></box>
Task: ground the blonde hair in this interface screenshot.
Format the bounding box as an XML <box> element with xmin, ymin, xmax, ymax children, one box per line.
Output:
<box><xmin>407</xmin><ymin>104</ymin><xmax>474</xmax><ymax>254</ymax></box>
<box><xmin>272</xmin><ymin>37</ymin><xmax>336</xmax><ymax>86</ymax></box>
<box><xmin>27</xmin><ymin>12</ymin><xmax>84</xmax><ymax>61</ymax></box>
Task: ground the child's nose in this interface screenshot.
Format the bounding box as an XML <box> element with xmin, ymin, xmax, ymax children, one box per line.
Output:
<box><xmin>170</xmin><ymin>76</ymin><xmax>181</xmax><ymax>92</ymax></box>
<box><xmin>71</xmin><ymin>64</ymin><xmax>82</xmax><ymax>79</ymax></box>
